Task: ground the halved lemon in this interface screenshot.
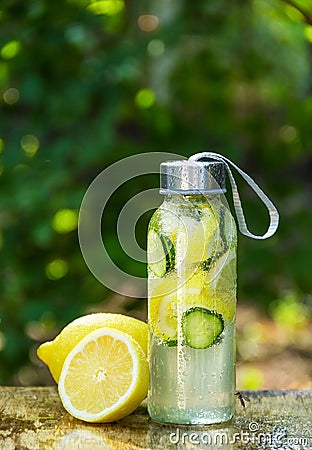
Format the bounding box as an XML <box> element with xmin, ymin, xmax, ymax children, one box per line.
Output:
<box><xmin>58</xmin><ymin>327</ymin><xmax>149</xmax><ymax>423</ymax></box>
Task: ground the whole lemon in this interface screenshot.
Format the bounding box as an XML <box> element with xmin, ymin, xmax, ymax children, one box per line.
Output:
<box><xmin>37</xmin><ymin>313</ymin><xmax>148</xmax><ymax>383</ymax></box>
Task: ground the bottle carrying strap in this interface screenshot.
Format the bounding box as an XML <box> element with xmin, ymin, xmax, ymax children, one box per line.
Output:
<box><xmin>189</xmin><ymin>152</ymin><xmax>279</xmax><ymax>240</ymax></box>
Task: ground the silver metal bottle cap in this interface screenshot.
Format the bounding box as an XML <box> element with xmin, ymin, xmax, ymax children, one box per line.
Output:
<box><xmin>160</xmin><ymin>160</ymin><xmax>226</xmax><ymax>194</ymax></box>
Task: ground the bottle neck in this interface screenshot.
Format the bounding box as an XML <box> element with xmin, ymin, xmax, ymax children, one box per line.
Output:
<box><xmin>162</xmin><ymin>193</ymin><xmax>221</xmax><ymax>205</ymax></box>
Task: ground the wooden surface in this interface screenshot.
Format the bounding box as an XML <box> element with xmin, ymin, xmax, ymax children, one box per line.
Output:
<box><xmin>0</xmin><ymin>387</ymin><xmax>311</xmax><ymax>449</ymax></box>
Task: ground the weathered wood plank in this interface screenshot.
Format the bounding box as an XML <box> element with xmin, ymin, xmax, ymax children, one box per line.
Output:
<box><xmin>0</xmin><ymin>388</ymin><xmax>311</xmax><ymax>449</ymax></box>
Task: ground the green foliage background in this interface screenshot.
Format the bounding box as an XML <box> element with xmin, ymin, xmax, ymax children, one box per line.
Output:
<box><xmin>0</xmin><ymin>0</ymin><xmax>311</xmax><ymax>385</ymax></box>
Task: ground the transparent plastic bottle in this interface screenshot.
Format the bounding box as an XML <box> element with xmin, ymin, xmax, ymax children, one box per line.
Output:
<box><xmin>147</xmin><ymin>159</ymin><xmax>237</xmax><ymax>425</ymax></box>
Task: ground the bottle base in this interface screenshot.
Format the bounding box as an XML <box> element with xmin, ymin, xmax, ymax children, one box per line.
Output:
<box><xmin>148</xmin><ymin>404</ymin><xmax>234</xmax><ymax>426</ymax></box>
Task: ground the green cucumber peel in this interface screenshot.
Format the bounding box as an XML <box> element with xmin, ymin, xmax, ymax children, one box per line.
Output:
<box><xmin>182</xmin><ymin>307</ymin><xmax>224</xmax><ymax>349</ymax></box>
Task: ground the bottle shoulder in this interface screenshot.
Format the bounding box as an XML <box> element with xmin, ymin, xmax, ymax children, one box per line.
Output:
<box><xmin>150</xmin><ymin>196</ymin><xmax>236</xmax><ymax>224</ymax></box>
<box><xmin>148</xmin><ymin>196</ymin><xmax>236</xmax><ymax>245</ymax></box>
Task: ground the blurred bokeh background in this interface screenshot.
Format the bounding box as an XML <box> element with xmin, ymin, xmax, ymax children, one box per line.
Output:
<box><xmin>0</xmin><ymin>0</ymin><xmax>311</xmax><ymax>388</ymax></box>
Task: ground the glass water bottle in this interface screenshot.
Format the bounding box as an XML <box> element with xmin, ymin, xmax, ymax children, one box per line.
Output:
<box><xmin>147</xmin><ymin>152</ymin><xmax>279</xmax><ymax>425</ymax></box>
<box><xmin>147</xmin><ymin>159</ymin><xmax>237</xmax><ymax>425</ymax></box>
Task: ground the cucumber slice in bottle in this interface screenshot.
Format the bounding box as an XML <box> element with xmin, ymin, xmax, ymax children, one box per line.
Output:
<box><xmin>148</xmin><ymin>229</ymin><xmax>175</xmax><ymax>277</ymax></box>
<box><xmin>182</xmin><ymin>307</ymin><xmax>224</xmax><ymax>349</ymax></box>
